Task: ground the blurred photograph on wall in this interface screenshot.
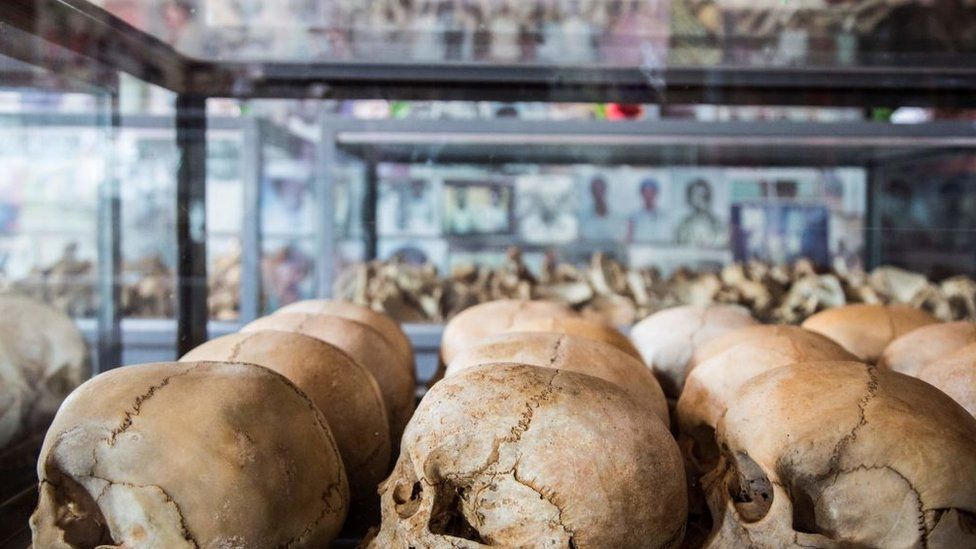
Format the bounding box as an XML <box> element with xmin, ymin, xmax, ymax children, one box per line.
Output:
<box><xmin>443</xmin><ymin>180</ymin><xmax>513</xmax><ymax>236</ymax></box>
<box><xmin>377</xmin><ymin>177</ymin><xmax>441</xmax><ymax>237</ymax></box>
<box><xmin>671</xmin><ymin>169</ymin><xmax>730</xmax><ymax>248</ymax></box>
<box><xmin>728</xmin><ymin>168</ymin><xmax>820</xmax><ymax>202</ymax></box>
<box><xmin>730</xmin><ymin>203</ymin><xmax>830</xmax><ymax>266</ymax></box>
<box><xmin>626</xmin><ymin>169</ymin><xmax>672</xmax><ymax>243</ymax></box>
<box><xmin>575</xmin><ymin>168</ymin><xmax>632</xmax><ymax>242</ymax></box>
<box><xmin>516</xmin><ymin>174</ymin><xmax>578</xmax><ymax>244</ymax></box>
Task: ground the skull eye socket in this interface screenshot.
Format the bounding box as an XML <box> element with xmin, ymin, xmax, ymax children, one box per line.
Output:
<box><xmin>728</xmin><ymin>452</ymin><xmax>773</xmax><ymax>523</ymax></box>
<box><xmin>39</xmin><ymin>471</ymin><xmax>115</xmax><ymax>547</ymax></box>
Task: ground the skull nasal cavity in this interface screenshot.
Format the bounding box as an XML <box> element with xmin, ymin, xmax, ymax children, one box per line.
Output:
<box><xmin>729</xmin><ymin>452</ymin><xmax>774</xmax><ymax>523</ymax></box>
<box><xmin>790</xmin><ymin>479</ymin><xmax>822</xmax><ymax>535</ymax></box>
<box><xmin>393</xmin><ymin>481</ymin><xmax>423</xmax><ymax>519</ymax></box>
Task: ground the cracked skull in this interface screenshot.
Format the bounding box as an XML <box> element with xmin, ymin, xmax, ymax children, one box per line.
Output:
<box><xmin>630</xmin><ymin>305</ymin><xmax>758</xmax><ymax>398</ymax></box>
<box><xmin>916</xmin><ymin>342</ymin><xmax>976</xmax><ymax>419</ymax></box>
<box><xmin>180</xmin><ymin>331</ymin><xmax>390</xmax><ymax>525</ymax></box>
<box><xmin>677</xmin><ymin>327</ymin><xmax>855</xmax><ymax>474</ymax></box>
<box><xmin>703</xmin><ymin>361</ymin><xmax>976</xmax><ymax>549</ymax></box>
<box><xmin>801</xmin><ymin>304</ymin><xmax>938</xmax><ymax>363</ymax></box>
<box><xmin>445</xmin><ymin>331</ymin><xmax>669</xmax><ymax>425</ymax></box>
<box><xmin>277</xmin><ymin>299</ymin><xmax>415</xmax><ymax>387</ymax></box>
<box><xmin>506</xmin><ymin>316</ymin><xmax>642</xmax><ymax>361</ymax></box>
<box><xmin>880</xmin><ymin>321</ymin><xmax>976</xmax><ymax>376</ymax></box>
<box><xmin>368</xmin><ymin>364</ymin><xmax>687</xmax><ymax>548</ymax></box>
<box><xmin>438</xmin><ymin>300</ymin><xmax>577</xmax><ymax>381</ymax></box>
<box><xmin>241</xmin><ymin>312</ymin><xmax>415</xmax><ymax>445</ymax></box>
<box><xmin>30</xmin><ymin>361</ymin><xmax>348</xmax><ymax>548</ymax></box>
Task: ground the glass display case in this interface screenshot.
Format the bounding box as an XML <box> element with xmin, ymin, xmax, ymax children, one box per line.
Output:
<box><xmin>3</xmin><ymin>0</ymin><xmax>976</xmax><ymax>546</ymax></box>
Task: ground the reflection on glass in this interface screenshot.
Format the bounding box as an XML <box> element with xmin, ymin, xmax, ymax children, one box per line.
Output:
<box><xmin>0</xmin><ymin>123</ymin><xmax>103</xmax><ymax>318</ymax></box>
<box><xmin>261</xmin><ymin>238</ymin><xmax>314</xmax><ymax>312</ymax></box>
<box><xmin>92</xmin><ymin>0</ymin><xmax>976</xmax><ymax>69</ymax></box>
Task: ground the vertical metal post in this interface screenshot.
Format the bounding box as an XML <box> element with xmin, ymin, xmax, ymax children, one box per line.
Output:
<box><xmin>363</xmin><ymin>154</ymin><xmax>379</xmax><ymax>261</ymax></box>
<box><xmin>175</xmin><ymin>94</ymin><xmax>208</xmax><ymax>355</ymax></box>
<box><xmin>864</xmin><ymin>160</ymin><xmax>882</xmax><ymax>271</ymax></box>
<box><xmin>95</xmin><ymin>88</ymin><xmax>122</xmax><ymax>373</ymax></box>
<box><xmin>239</xmin><ymin>119</ymin><xmax>261</xmax><ymax>321</ymax></box>
<box><xmin>316</xmin><ymin>121</ymin><xmax>338</xmax><ymax>297</ymax></box>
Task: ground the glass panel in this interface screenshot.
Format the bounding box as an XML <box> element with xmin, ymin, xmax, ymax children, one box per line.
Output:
<box><xmin>91</xmin><ymin>0</ymin><xmax>976</xmax><ymax>70</ymax></box>
<box><xmin>259</xmin><ymin>123</ymin><xmax>318</xmax><ymax>312</ymax></box>
<box><xmin>0</xmin><ymin>118</ymin><xmax>104</xmax><ymax>317</ymax></box>
<box><xmin>206</xmin><ymin>133</ymin><xmax>245</xmax><ymax>321</ymax></box>
<box><xmin>261</xmin><ymin>236</ymin><xmax>316</xmax><ymax>311</ymax></box>
<box><xmin>117</xmin><ymin>126</ymin><xmax>178</xmax><ymax>318</ymax></box>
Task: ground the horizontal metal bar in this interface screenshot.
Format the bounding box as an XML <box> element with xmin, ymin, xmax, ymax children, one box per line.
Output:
<box><xmin>338</xmin><ymin>131</ymin><xmax>976</xmax><ymax>149</ymax></box>
<box><xmin>193</xmin><ymin>61</ymin><xmax>976</xmax><ymax>107</ymax></box>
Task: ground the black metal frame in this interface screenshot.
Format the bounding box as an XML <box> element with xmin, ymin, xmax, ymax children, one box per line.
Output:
<box><xmin>174</xmin><ymin>94</ymin><xmax>209</xmax><ymax>356</ymax></box>
<box><xmin>95</xmin><ymin>87</ymin><xmax>122</xmax><ymax>374</ymax></box>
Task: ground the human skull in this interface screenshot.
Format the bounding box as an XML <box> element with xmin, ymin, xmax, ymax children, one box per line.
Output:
<box><xmin>241</xmin><ymin>312</ymin><xmax>415</xmax><ymax>444</ymax></box>
<box><xmin>630</xmin><ymin>305</ymin><xmax>758</xmax><ymax>398</ymax></box>
<box><xmin>917</xmin><ymin>342</ymin><xmax>976</xmax><ymax>418</ymax></box>
<box><xmin>445</xmin><ymin>331</ymin><xmax>669</xmax><ymax>425</ymax></box>
<box><xmin>802</xmin><ymin>304</ymin><xmax>938</xmax><ymax>363</ymax></box>
<box><xmin>880</xmin><ymin>321</ymin><xmax>976</xmax><ymax>376</ymax></box>
<box><xmin>0</xmin><ymin>294</ymin><xmax>89</xmax><ymax>447</ymax></box>
<box><xmin>506</xmin><ymin>316</ymin><xmax>642</xmax><ymax>360</ymax></box>
<box><xmin>368</xmin><ymin>364</ymin><xmax>687</xmax><ymax>548</ymax></box>
<box><xmin>703</xmin><ymin>361</ymin><xmax>976</xmax><ymax>548</ymax></box>
<box><xmin>278</xmin><ymin>299</ymin><xmax>415</xmax><ymax>383</ymax></box>
<box><xmin>437</xmin><ymin>299</ymin><xmax>577</xmax><ymax>383</ymax></box>
<box><xmin>30</xmin><ymin>361</ymin><xmax>347</xmax><ymax>548</ymax></box>
<box><xmin>688</xmin><ymin>325</ymin><xmax>845</xmax><ymax>373</ymax></box>
<box><xmin>180</xmin><ymin>331</ymin><xmax>390</xmax><ymax>522</ymax></box>
<box><xmin>677</xmin><ymin>330</ymin><xmax>855</xmax><ymax>472</ymax></box>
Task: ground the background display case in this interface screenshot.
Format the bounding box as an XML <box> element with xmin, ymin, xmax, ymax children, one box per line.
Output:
<box><xmin>3</xmin><ymin>0</ymin><xmax>976</xmax><ymax>545</ymax></box>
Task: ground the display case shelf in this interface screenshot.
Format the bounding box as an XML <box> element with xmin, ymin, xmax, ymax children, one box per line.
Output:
<box><xmin>329</xmin><ymin>118</ymin><xmax>976</xmax><ymax>167</ymax></box>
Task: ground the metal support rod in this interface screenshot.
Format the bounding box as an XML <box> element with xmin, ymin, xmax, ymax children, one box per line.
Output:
<box><xmin>175</xmin><ymin>94</ymin><xmax>208</xmax><ymax>355</ymax></box>
<box><xmin>362</xmin><ymin>156</ymin><xmax>379</xmax><ymax>261</ymax></box>
<box><xmin>95</xmin><ymin>89</ymin><xmax>122</xmax><ymax>373</ymax></box>
<box><xmin>864</xmin><ymin>160</ymin><xmax>882</xmax><ymax>271</ymax></box>
<box><xmin>239</xmin><ymin>119</ymin><xmax>262</xmax><ymax>321</ymax></box>
<box><xmin>316</xmin><ymin>121</ymin><xmax>338</xmax><ymax>297</ymax></box>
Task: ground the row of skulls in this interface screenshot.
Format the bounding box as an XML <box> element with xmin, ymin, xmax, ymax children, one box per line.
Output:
<box><xmin>22</xmin><ymin>295</ymin><xmax>976</xmax><ymax>547</ymax></box>
<box><xmin>365</xmin><ymin>300</ymin><xmax>976</xmax><ymax>548</ymax></box>
<box><xmin>333</xmin><ymin>250</ymin><xmax>976</xmax><ymax>328</ymax></box>
<box><xmin>28</xmin><ymin>298</ymin><xmax>419</xmax><ymax>547</ymax></box>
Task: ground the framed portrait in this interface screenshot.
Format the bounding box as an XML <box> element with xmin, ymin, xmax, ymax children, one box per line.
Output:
<box><xmin>377</xmin><ymin>177</ymin><xmax>442</xmax><ymax>237</ymax></box>
<box><xmin>624</xmin><ymin>168</ymin><xmax>672</xmax><ymax>243</ymax></box>
<box><xmin>575</xmin><ymin>167</ymin><xmax>633</xmax><ymax>243</ymax></box>
<box><xmin>443</xmin><ymin>180</ymin><xmax>513</xmax><ymax>236</ymax></box>
<box><xmin>670</xmin><ymin>169</ymin><xmax>730</xmax><ymax>248</ymax></box>
<box><xmin>516</xmin><ymin>174</ymin><xmax>578</xmax><ymax>244</ymax></box>
<box><xmin>730</xmin><ymin>203</ymin><xmax>830</xmax><ymax>266</ymax></box>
